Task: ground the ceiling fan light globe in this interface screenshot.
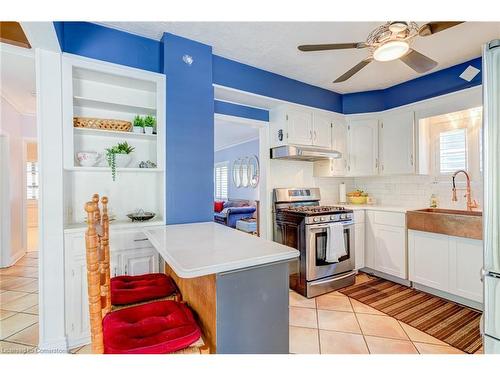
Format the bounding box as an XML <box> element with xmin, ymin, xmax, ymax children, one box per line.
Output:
<box><xmin>373</xmin><ymin>40</ymin><xmax>410</xmax><ymax>62</ymax></box>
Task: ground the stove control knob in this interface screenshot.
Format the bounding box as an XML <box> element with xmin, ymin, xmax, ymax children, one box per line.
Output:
<box><xmin>330</xmin><ymin>215</ymin><xmax>335</xmax><ymax>220</ymax></box>
<box><xmin>340</xmin><ymin>214</ymin><xmax>345</xmax><ymax>219</ymax></box>
<box><xmin>320</xmin><ymin>217</ymin><xmax>326</xmax><ymax>221</ymax></box>
<box><xmin>313</xmin><ymin>217</ymin><xmax>319</xmax><ymax>223</ymax></box>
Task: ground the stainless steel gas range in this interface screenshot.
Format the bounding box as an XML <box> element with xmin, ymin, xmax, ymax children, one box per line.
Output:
<box><xmin>273</xmin><ymin>188</ymin><xmax>356</xmax><ymax>298</ymax></box>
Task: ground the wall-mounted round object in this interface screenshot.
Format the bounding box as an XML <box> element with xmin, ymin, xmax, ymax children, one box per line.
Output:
<box><xmin>240</xmin><ymin>157</ymin><xmax>249</xmax><ymax>188</ymax></box>
<box><xmin>248</xmin><ymin>155</ymin><xmax>260</xmax><ymax>188</ymax></box>
<box><xmin>232</xmin><ymin>158</ymin><xmax>242</xmax><ymax>188</ymax></box>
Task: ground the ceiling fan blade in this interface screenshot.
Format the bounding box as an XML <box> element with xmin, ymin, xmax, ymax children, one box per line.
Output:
<box><xmin>298</xmin><ymin>42</ymin><xmax>367</xmax><ymax>52</ymax></box>
<box><xmin>400</xmin><ymin>49</ymin><xmax>438</xmax><ymax>73</ymax></box>
<box><xmin>333</xmin><ymin>58</ymin><xmax>373</xmax><ymax>83</ymax></box>
<box><xmin>418</xmin><ymin>21</ymin><xmax>464</xmax><ymax>36</ymax></box>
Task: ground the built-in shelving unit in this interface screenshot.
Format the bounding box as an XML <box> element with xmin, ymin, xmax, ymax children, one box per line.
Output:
<box><xmin>62</xmin><ymin>54</ymin><xmax>166</xmax><ymax>229</ymax></box>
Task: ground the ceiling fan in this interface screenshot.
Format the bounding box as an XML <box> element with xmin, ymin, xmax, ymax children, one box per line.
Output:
<box><xmin>298</xmin><ymin>21</ymin><xmax>463</xmax><ymax>83</ymax></box>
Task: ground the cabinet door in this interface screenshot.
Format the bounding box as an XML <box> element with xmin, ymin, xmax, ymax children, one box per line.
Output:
<box><xmin>312</xmin><ymin>113</ymin><xmax>332</xmax><ymax>149</ymax></box>
<box><xmin>380</xmin><ymin>111</ymin><xmax>415</xmax><ymax>175</ymax></box>
<box><xmin>449</xmin><ymin>237</ymin><xmax>483</xmax><ymax>302</ymax></box>
<box><xmin>373</xmin><ymin>224</ymin><xmax>406</xmax><ymax>279</ymax></box>
<box><xmin>354</xmin><ymin>223</ymin><xmax>365</xmax><ymax>270</ymax></box>
<box><xmin>286</xmin><ymin>109</ymin><xmax>313</xmax><ymax>146</ymax></box>
<box><xmin>408</xmin><ymin>230</ymin><xmax>449</xmax><ymax>290</ymax></box>
<box><xmin>364</xmin><ymin>212</ymin><xmax>376</xmax><ymax>269</ymax></box>
<box><xmin>121</xmin><ymin>248</ymin><xmax>159</xmax><ymax>276</ymax></box>
<box><xmin>66</xmin><ymin>259</ymin><xmax>90</xmax><ymax>345</ymax></box>
<box><xmin>347</xmin><ymin>119</ymin><xmax>379</xmax><ymax>176</ymax></box>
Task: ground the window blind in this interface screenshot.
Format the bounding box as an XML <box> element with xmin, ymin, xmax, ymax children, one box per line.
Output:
<box><xmin>214</xmin><ymin>163</ymin><xmax>228</xmax><ymax>200</ymax></box>
<box><xmin>439</xmin><ymin>128</ymin><xmax>467</xmax><ymax>174</ymax></box>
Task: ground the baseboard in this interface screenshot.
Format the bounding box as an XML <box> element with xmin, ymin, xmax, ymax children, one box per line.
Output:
<box><xmin>360</xmin><ymin>268</ymin><xmax>412</xmax><ymax>287</ymax></box>
<box><xmin>0</xmin><ymin>248</ymin><xmax>26</xmax><ymax>268</ymax></box>
<box><xmin>38</xmin><ymin>336</ymin><xmax>69</xmax><ymax>354</ymax></box>
<box><xmin>413</xmin><ymin>282</ymin><xmax>483</xmax><ymax>311</ymax></box>
<box><xmin>67</xmin><ymin>336</ymin><xmax>90</xmax><ymax>350</ymax></box>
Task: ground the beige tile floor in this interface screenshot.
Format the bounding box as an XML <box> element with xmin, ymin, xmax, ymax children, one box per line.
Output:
<box><xmin>289</xmin><ymin>273</ymin><xmax>472</xmax><ymax>354</ymax></box>
<box><xmin>0</xmin><ymin>259</ymin><xmax>481</xmax><ymax>355</ymax></box>
<box><xmin>0</xmin><ymin>252</ymin><xmax>39</xmax><ymax>354</ymax></box>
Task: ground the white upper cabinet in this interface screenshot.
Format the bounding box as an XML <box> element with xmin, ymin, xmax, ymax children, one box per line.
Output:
<box><xmin>347</xmin><ymin>118</ymin><xmax>379</xmax><ymax>176</ymax></box>
<box><xmin>286</xmin><ymin>108</ymin><xmax>314</xmax><ymax>146</ymax></box>
<box><xmin>312</xmin><ymin>112</ymin><xmax>333</xmax><ymax>149</ymax></box>
<box><xmin>313</xmin><ymin>118</ymin><xmax>347</xmax><ymax>177</ymax></box>
<box><xmin>379</xmin><ymin>111</ymin><xmax>415</xmax><ymax>175</ymax></box>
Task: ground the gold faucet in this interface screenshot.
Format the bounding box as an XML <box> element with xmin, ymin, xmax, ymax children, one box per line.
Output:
<box><xmin>452</xmin><ymin>170</ymin><xmax>478</xmax><ymax>211</ymax></box>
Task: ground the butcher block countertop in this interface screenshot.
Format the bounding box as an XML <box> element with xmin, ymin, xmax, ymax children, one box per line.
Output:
<box><xmin>144</xmin><ymin>222</ymin><xmax>299</xmax><ymax>278</ymax></box>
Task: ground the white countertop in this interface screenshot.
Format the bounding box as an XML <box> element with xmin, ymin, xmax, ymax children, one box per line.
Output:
<box><xmin>342</xmin><ymin>204</ymin><xmax>420</xmax><ymax>213</ymax></box>
<box><xmin>144</xmin><ymin>222</ymin><xmax>299</xmax><ymax>278</ymax></box>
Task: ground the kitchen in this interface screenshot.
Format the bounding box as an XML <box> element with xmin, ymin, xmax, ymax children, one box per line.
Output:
<box><xmin>1</xmin><ymin>9</ymin><xmax>500</xmax><ymax>367</ymax></box>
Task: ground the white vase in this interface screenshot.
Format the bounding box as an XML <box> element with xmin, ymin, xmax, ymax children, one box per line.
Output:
<box><xmin>144</xmin><ymin>127</ymin><xmax>154</xmax><ymax>135</ymax></box>
<box><xmin>114</xmin><ymin>154</ymin><xmax>132</xmax><ymax>168</ymax></box>
<box><xmin>133</xmin><ymin>126</ymin><xmax>143</xmax><ymax>134</ymax></box>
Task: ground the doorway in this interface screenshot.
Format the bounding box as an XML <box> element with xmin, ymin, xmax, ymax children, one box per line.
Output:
<box><xmin>0</xmin><ymin>44</ymin><xmax>39</xmax><ymax>353</ymax></box>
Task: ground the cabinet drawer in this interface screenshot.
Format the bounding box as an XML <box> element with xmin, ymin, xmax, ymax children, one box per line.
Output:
<box><xmin>110</xmin><ymin>230</ymin><xmax>152</xmax><ymax>251</ymax></box>
<box><xmin>372</xmin><ymin>211</ymin><xmax>405</xmax><ymax>227</ymax></box>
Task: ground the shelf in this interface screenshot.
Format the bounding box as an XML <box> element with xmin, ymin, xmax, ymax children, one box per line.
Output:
<box><xmin>73</xmin><ymin>95</ymin><xmax>156</xmax><ymax>115</ymax></box>
<box><xmin>64</xmin><ymin>218</ymin><xmax>165</xmax><ymax>233</ymax></box>
<box><xmin>66</xmin><ymin>166</ymin><xmax>163</xmax><ymax>172</ymax></box>
<box><xmin>73</xmin><ymin>127</ymin><xmax>157</xmax><ymax>139</ymax></box>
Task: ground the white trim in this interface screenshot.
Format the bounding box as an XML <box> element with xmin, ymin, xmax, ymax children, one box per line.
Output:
<box><xmin>20</xmin><ymin>22</ymin><xmax>60</xmax><ymax>53</ymax></box>
<box><xmin>62</xmin><ymin>52</ymin><xmax>166</xmax><ymax>79</ymax></box>
<box><xmin>214</xmin><ymin>112</ymin><xmax>268</xmax><ymax>127</ymax></box>
<box><xmin>0</xmin><ymin>42</ymin><xmax>35</xmax><ymax>58</ymax></box>
<box><xmin>215</xmin><ymin>136</ymin><xmax>260</xmax><ymax>152</ymax></box>
<box><xmin>36</xmin><ymin>48</ymin><xmax>67</xmax><ymax>351</ymax></box>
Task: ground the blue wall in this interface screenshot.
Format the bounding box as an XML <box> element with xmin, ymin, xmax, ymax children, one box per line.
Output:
<box><xmin>55</xmin><ymin>22</ymin><xmax>162</xmax><ymax>73</ymax></box>
<box><xmin>162</xmin><ymin>33</ymin><xmax>214</xmax><ymax>224</ymax></box>
<box><xmin>213</xmin><ymin>55</ymin><xmax>344</xmax><ymax>113</ymax></box>
<box><xmin>215</xmin><ymin>139</ymin><xmax>260</xmax><ymax>201</ymax></box>
<box><xmin>342</xmin><ymin>57</ymin><xmax>482</xmax><ymax>114</ymax></box>
<box><xmin>214</xmin><ymin>100</ymin><xmax>269</xmax><ymax>122</ymax></box>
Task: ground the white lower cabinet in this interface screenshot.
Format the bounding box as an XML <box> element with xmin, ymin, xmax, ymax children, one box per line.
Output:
<box><xmin>365</xmin><ymin>211</ymin><xmax>407</xmax><ymax>279</ymax></box>
<box><xmin>64</xmin><ymin>228</ymin><xmax>160</xmax><ymax>348</ymax></box>
<box><xmin>408</xmin><ymin>230</ymin><xmax>483</xmax><ymax>303</ymax></box>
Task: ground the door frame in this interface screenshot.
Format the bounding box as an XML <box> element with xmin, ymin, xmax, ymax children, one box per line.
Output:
<box><xmin>214</xmin><ymin>113</ymin><xmax>270</xmax><ymax>239</ymax></box>
<box><xmin>22</xmin><ymin>137</ymin><xmax>38</xmax><ymax>254</ymax></box>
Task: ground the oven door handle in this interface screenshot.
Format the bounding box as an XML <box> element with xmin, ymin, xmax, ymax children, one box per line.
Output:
<box><xmin>309</xmin><ymin>271</ymin><xmax>357</xmax><ymax>286</ymax></box>
<box><xmin>309</xmin><ymin>221</ymin><xmax>354</xmax><ymax>229</ymax></box>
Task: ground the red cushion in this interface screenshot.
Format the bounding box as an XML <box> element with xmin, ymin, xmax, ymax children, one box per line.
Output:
<box><xmin>103</xmin><ymin>300</ymin><xmax>201</xmax><ymax>354</ymax></box>
<box><xmin>111</xmin><ymin>273</ymin><xmax>177</xmax><ymax>306</ymax></box>
<box><xmin>214</xmin><ymin>201</ymin><xmax>224</xmax><ymax>213</ymax></box>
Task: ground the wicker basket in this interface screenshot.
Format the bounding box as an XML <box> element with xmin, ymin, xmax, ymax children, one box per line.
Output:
<box><xmin>73</xmin><ymin>117</ymin><xmax>132</xmax><ymax>132</ymax></box>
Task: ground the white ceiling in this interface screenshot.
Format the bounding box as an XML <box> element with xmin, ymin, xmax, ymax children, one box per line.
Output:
<box><xmin>214</xmin><ymin>117</ymin><xmax>259</xmax><ymax>151</ymax></box>
<box><xmin>101</xmin><ymin>21</ymin><xmax>500</xmax><ymax>93</ymax></box>
<box><xmin>0</xmin><ymin>45</ymin><xmax>36</xmax><ymax>114</ymax></box>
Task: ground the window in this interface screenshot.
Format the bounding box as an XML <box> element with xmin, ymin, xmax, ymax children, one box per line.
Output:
<box><xmin>439</xmin><ymin>128</ymin><xmax>467</xmax><ymax>174</ymax></box>
<box><xmin>419</xmin><ymin>106</ymin><xmax>482</xmax><ymax>178</ymax></box>
<box><xmin>26</xmin><ymin>161</ymin><xmax>39</xmax><ymax>199</ymax></box>
<box><xmin>214</xmin><ymin>162</ymin><xmax>228</xmax><ymax>200</ymax></box>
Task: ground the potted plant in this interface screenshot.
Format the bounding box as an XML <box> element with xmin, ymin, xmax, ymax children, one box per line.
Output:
<box><xmin>133</xmin><ymin>115</ymin><xmax>144</xmax><ymax>133</ymax></box>
<box><xmin>144</xmin><ymin>115</ymin><xmax>156</xmax><ymax>135</ymax></box>
<box><xmin>105</xmin><ymin>141</ymin><xmax>135</xmax><ymax>181</ymax></box>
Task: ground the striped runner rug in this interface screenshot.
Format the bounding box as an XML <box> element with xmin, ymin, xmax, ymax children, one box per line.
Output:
<box><xmin>340</xmin><ymin>276</ymin><xmax>482</xmax><ymax>354</ymax></box>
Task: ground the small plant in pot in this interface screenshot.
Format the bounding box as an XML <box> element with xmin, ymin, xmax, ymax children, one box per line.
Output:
<box><xmin>133</xmin><ymin>115</ymin><xmax>144</xmax><ymax>134</ymax></box>
<box><xmin>105</xmin><ymin>141</ymin><xmax>135</xmax><ymax>181</ymax></box>
<box><xmin>143</xmin><ymin>115</ymin><xmax>156</xmax><ymax>135</ymax></box>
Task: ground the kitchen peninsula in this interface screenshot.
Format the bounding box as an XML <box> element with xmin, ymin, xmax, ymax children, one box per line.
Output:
<box><xmin>144</xmin><ymin>222</ymin><xmax>299</xmax><ymax>354</ymax></box>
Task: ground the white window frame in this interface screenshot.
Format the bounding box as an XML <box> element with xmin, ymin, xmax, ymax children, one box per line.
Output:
<box><xmin>426</xmin><ymin>106</ymin><xmax>482</xmax><ymax>181</ymax></box>
<box><xmin>214</xmin><ymin>161</ymin><xmax>229</xmax><ymax>200</ymax></box>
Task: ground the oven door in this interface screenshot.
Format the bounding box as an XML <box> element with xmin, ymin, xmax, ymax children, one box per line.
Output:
<box><xmin>305</xmin><ymin>222</ymin><xmax>355</xmax><ymax>281</ymax></box>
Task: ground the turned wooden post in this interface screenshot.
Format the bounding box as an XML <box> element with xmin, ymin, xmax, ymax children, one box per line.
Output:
<box><xmin>84</xmin><ymin>201</ymin><xmax>104</xmax><ymax>354</ymax></box>
<box><xmin>100</xmin><ymin>196</ymin><xmax>112</xmax><ymax>315</ymax></box>
<box><xmin>92</xmin><ymin>194</ymin><xmax>101</xmax><ymax>224</ymax></box>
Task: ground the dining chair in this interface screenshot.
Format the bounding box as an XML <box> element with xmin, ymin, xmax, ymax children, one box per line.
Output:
<box><xmin>84</xmin><ymin>197</ymin><xmax>208</xmax><ymax>354</ymax></box>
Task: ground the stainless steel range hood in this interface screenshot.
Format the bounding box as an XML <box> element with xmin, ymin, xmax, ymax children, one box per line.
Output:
<box><xmin>271</xmin><ymin>145</ymin><xmax>342</xmax><ymax>162</ymax></box>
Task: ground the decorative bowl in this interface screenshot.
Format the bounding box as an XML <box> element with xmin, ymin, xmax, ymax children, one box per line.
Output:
<box><xmin>76</xmin><ymin>151</ymin><xmax>101</xmax><ymax>167</ymax></box>
<box><xmin>348</xmin><ymin>196</ymin><xmax>368</xmax><ymax>204</ymax></box>
<box><xmin>127</xmin><ymin>210</ymin><xmax>156</xmax><ymax>222</ymax></box>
